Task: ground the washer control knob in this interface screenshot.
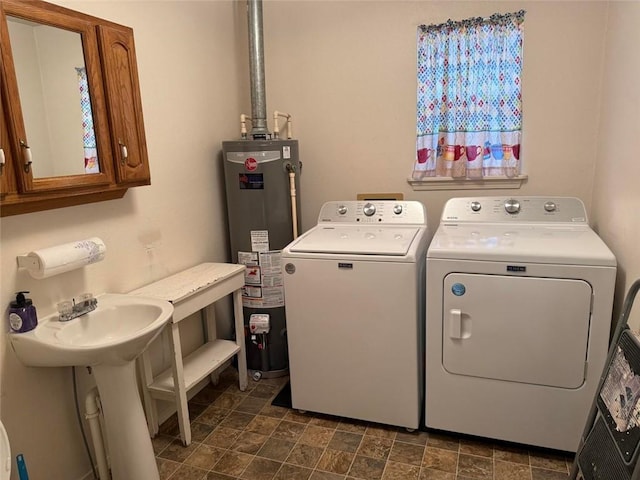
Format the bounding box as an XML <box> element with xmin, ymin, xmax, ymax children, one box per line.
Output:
<box><xmin>337</xmin><ymin>205</ymin><xmax>348</xmax><ymax>215</ymax></box>
<box><xmin>470</xmin><ymin>201</ymin><xmax>482</xmax><ymax>212</ymax></box>
<box><xmin>504</xmin><ymin>199</ymin><xmax>520</xmax><ymax>214</ymax></box>
<box><xmin>544</xmin><ymin>201</ymin><xmax>557</xmax><ymax>212</ymax></box>
<box><xmin>363</xmin><ymin>203</ymin><xmax>376</xmax><ymax>217</ymax></box>
<box><xmin>393</xmin><ymin>204</ymin><xmax>403</xmax><ymax>215</ymax></box>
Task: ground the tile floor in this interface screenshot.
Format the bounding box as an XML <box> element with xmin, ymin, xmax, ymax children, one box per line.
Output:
<box><xmin>153</xmin><ymin>366</ymin><xmax>574</xmax><ymax>480</ymax></box>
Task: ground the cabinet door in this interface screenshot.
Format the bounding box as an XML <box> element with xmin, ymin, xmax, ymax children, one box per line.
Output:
<box><xmin>0</xmin><ymin>2</ymin><xmax>28</xmax><ymax>194</ymax></box>
<box><xmin>0</xmin><ymin>0</ymin><xmax>115</xmax><ymax>194</ymax></box>
<box><xmin>98</xmin><ymin>24</ymin><xmax>150</xmax><ymax>185</ymax></box>
<box><xmin>0</xmin><ymin>90</ymin><xmax>18</xmax><ymax>196</ymax></box>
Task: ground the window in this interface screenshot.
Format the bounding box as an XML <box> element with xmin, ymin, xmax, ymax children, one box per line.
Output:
<box><xmin>411</xmin><ymin>11</ymin><xmax>525</xmax><ymax>187</ymax></box>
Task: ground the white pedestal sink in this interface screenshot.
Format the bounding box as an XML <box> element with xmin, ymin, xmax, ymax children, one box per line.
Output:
<box><xmin>9</xmin><ymin>293</ymin><xmax>173</xmax><ymax>480</ymax></box>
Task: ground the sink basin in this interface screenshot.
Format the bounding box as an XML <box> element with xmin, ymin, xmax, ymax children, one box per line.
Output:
<box><xmin>10</xmin><ymin>293</ymin><xmax>173</xmax><ymax>367</ymax></box>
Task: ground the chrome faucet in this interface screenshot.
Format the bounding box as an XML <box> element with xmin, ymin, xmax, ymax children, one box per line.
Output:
<box><xmin>57</xmin><ymin>294</ymin><xmax>98</xmax><ymax>322</ymax></box>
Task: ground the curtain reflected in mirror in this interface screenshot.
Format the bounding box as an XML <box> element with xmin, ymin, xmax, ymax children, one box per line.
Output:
<box><xmin>7</xmin><ymin>16</ymin><xmax>100</xmax><ymax>177</ymax></box>
<box><xmin>76</xmin><ymin>67</ymin><xmax>99</xmax><ymax>173</ymax></box>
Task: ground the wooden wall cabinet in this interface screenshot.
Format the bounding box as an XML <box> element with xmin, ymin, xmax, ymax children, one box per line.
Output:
<box><xmin>0</xmin><ymin>0</ymin><xmax>150</xmax><ymax>217</ymax></box>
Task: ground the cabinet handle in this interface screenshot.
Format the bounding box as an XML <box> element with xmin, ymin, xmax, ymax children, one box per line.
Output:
<box><xmin>119</xmin><ymin>141</ymin><xmax>128</xmax><ymax>165</ymax></box>
<box><xmin>20</xmin><ymin>140</ymin><xmax>32</xmax><ymax>173</ymax></box>
<box><xmin>0</xmin><ymin>148</ymin><xmax>5</xmax><ymax>175</ymax></box>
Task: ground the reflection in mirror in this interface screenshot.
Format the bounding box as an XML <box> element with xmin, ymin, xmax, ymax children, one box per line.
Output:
<box><xmin>7</xmin><ymin>16</ymin><xmax>99</xmax><ymax>178</ymax></box>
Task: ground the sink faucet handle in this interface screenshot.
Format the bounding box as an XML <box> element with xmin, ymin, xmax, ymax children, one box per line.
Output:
<box><xmin>79</xmin><ymin>293</ymin><xmax>98</xmax><ymax>310</ymax></box>
<box><xmin>57</xmin><ymin>300</ymin><xmax>73</xmax><ymax>321</ymax></box>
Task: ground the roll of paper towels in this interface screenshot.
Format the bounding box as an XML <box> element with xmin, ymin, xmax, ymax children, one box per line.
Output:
<box><xmin>21</xmin><ymin>237</ymin><xmax>106</xmax><ymax>279</ymax></box>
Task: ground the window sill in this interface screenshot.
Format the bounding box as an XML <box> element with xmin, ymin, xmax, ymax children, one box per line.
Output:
<box><xmin>407</xmin><ymin>175</ymin><xmax>528</xmax><ymax>191</ymax></box>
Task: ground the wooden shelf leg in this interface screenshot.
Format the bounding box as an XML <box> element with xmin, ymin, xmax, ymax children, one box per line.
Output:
<box><xmin>137</xmin><ymin>348</ymin><xmax>159</xmax><ymax>436</ymax></box>
<box><xmin>234</xmin><ymin>289</ymin><xmax>248</xmax><ymax>391</ymax></box>
<box><xmin>168</xmin><ymin>322</ymin><xmax>191</xmax><ymax>446</ymax></box>
<box><xmin>202</xmin><ymin>305</ymin><xmax>220</xmax><ymax>385</ymax></box>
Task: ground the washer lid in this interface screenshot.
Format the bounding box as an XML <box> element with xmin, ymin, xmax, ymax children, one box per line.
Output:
<box><xmin>289</xmin><ymin>225</ymin><xmax>420</xmax><ymax>256</ymax></box>
<box><xmin>0</xmin><ymin>420</ymin><xmax>10</xmax><ymax>480</ymax></box>
<box><xmin>428</xmin><ymin>224</ymin><xmax>616</xmax><ymax>266</ymax></box>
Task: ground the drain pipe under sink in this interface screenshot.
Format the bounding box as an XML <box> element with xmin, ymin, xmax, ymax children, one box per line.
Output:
<box><xmin>85</xmin><ymin>388</ymin><xmax>109</xmax><ymax>480</ymax></box>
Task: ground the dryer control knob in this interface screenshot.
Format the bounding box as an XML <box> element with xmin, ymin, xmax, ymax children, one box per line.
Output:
<box><xmin>504</xmin><ymin>199</ymin><xmax>520</xmax><ymax>214</ymax></box>
<box><xmin>337</xmin><ymin>205</ymin><xmax>348</xmax><ymax>215</ymax></box>
<box><xmin>363</xmin><ymin>203</ymin><xmax>376</xmax><ymax>216</ymax></box>
<box><xmin>470</xmin><ymin>201</ymin><xmax>481</xmax><ymax>212</ymax></box>
<box><xmin>393</xmin><ymin>204</ymin><xmax>403</xmax><ymax>215</ymax></box>
<box><xmin>544</xmin><ymin>201</ymin><xmax>557</xmax><ymax>212</ymax></box>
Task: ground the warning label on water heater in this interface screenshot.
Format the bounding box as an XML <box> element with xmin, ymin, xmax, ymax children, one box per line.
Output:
<box><xmin>238</xmin><ymin>249</ymin><xmax>284</xmax><ymax>309</ymax></box>
<box><xmin>250</xmin><ymin>230</ymin><xmax>270</xmax><ymax>252</ymax></box>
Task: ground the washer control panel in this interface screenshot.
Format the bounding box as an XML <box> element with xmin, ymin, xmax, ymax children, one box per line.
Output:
<box><xmin>441</xmin><ymin>197</ymin><xmax>588</xmax><ymax>223</ymax></box>
<box><xmin>319</xmin><ymin>200</ymin><xmax>426</xmax><ymax>225</ymax></box>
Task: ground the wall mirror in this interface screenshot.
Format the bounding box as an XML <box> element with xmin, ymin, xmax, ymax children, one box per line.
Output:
<box><xmin>6</xmin><ymin>15</ymin><xmax>99</xmax><ymax>178</ymax></box>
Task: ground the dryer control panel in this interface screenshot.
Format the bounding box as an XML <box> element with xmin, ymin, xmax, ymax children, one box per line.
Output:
<box><xmin>318</xmin><ymin>200</ymin><xmax>427</xmax><ymax>225</ymax></box>
<box><xmin>442</xmin><ymin>197</ymin><xmax>588</xmax><ymax>223</ymax></box>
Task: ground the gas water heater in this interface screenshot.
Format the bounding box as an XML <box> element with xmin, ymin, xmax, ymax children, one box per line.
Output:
<box><xmin>223</xmin><ymin>0</ymin><xmax>300</xmax><ymax>379</ymax></box>
<box><xmin>223</xmin><ymin>139</ymin><xmax>301</xmax><ymax>378</ymax></box>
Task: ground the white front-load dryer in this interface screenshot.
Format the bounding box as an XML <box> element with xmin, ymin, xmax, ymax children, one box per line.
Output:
<box><xmin>425</xmin><ymin>197</ymin><xmax>616</xmax><ymax>452</ymax></box>
<box><xmin>283</xmin><ymin>200</ymin><xmax>429</xmax><ymax>429</ymax></box>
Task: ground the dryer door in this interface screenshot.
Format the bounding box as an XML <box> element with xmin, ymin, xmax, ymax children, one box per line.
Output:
<box><xmin>442</xmin><ymin>273</ymin><xmax>592</xmax><ymax>389</ymax></box>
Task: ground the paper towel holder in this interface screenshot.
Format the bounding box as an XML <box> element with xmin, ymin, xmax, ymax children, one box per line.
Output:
<box><xmin>16</xmin><ymin>255</ymin><xmax>39</xmax><ymax>270</ymax></box>
<box><xmin>16</xmin><ymin>237</ymin><xmax>107</xmax><ymax>279</ymax></box>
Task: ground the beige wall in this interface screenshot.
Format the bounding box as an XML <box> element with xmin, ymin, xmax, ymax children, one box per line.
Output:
<box><xmin>0</xmin><ymin>2</ymin><xmax>248</xmax><ymax>478</ymax></box>
<box><xmin>262</xmin><ymin>1</ymin><xmax>607</xmax><ymax>231</ymax></box>
<box><xmin>0</xmin><ymin>1</ymin><xmax>627</xmax><ymax>479</ymax></box>
<box><xmin>591</xmin><ymin>2</ymin><xmax>640</xmax><ymax>328</ymax></box>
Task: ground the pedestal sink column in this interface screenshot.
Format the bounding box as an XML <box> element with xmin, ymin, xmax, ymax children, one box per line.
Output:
<box><xmin>92</xmin><ymin>361</ymin><xmax>159</xmax><ymax>480</ymax></box>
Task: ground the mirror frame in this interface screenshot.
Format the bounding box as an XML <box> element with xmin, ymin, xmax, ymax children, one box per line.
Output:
<box><xmin>0</xmin><ymin>80</ymin><xmax>18</xmax><ymax>196</ymax></box>
<box><xmin>0</xmin><ymin>0</ymin><xmax>115</xmax><ymax>193</ymax></box>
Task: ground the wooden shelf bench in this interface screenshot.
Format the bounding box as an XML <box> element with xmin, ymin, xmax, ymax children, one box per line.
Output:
<box><xmin>130</xmin><ymin>262</ymin><xmax>247</xmax><ymax>446</ymax></box>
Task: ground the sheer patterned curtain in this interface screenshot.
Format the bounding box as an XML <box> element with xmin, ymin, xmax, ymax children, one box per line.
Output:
<box><xmin>76</xmin><ymin>67</ymin><xmax>99</xmax><ymax>173</ymax></box>
<box><xmin>413</xmin><ymin>11</ymin><xmax>525</xmax><ymax>179</ymax></box>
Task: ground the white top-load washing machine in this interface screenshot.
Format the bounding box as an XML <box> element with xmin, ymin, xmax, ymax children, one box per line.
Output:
<box><xmin>282</xmin><ymin>200</ymin><xmax>429</xmax><ymax>429</ymax></box>
<box><xmin>425</xmin><ymin>196</ymin><xmax>616</xmax><ymax>452</ymax></box>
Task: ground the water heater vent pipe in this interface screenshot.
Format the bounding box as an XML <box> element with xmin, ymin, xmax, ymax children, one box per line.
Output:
<box><xmin>247</xmin><ymin>0</ymin><xmax>269</xmax><ymax>138</ymax></box>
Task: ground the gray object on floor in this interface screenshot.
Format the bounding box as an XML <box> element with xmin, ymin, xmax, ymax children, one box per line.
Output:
<box><xmin>572</xmin><ymin>278</ymin><xmax>640</xmax><ymax>480</ymax></box>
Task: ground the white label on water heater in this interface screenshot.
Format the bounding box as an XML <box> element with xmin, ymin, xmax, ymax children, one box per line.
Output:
<box><xmin>250</xmin><ymin>230</ymin><xmax>270</xmax><ymax>252</ymax></box>
<box><xmin>283</xmin><ymin>146</ymin><xmax>291</xmax><ymax>159</ymax></box>
<box><xmin>257</xmin><ymin>251</ymin><xmax>284</xmax><ymax>307</ymax></box>
<box><xmin>238</xmin><ymin>251</ymin><xmax>258</xmax><ymax>265</ymax></box>
<box><xmin>244</xmin><ymin>265</ymin><xmax>262</xmax><ymax>285</ymax></box>
<box><xmin>259</xmin><ymin>251</ymin><xmax>283</xmax><ymax>286</ymax></box>
<box><xmin>239</xmin><ymin>250</ymin><xmax>285</xmax><ymax>309</ymax></box>
<box><xmin>243</xmin><ymin>286</ymin><xmax>262</xmax><ymax>298</ymax></box>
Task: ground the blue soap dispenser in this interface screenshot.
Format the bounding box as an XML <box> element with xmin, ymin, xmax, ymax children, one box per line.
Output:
<box><xmin>8</xmin><ymin>291</ymin><xmax>38</xmax><ymax>333</ymax></box>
